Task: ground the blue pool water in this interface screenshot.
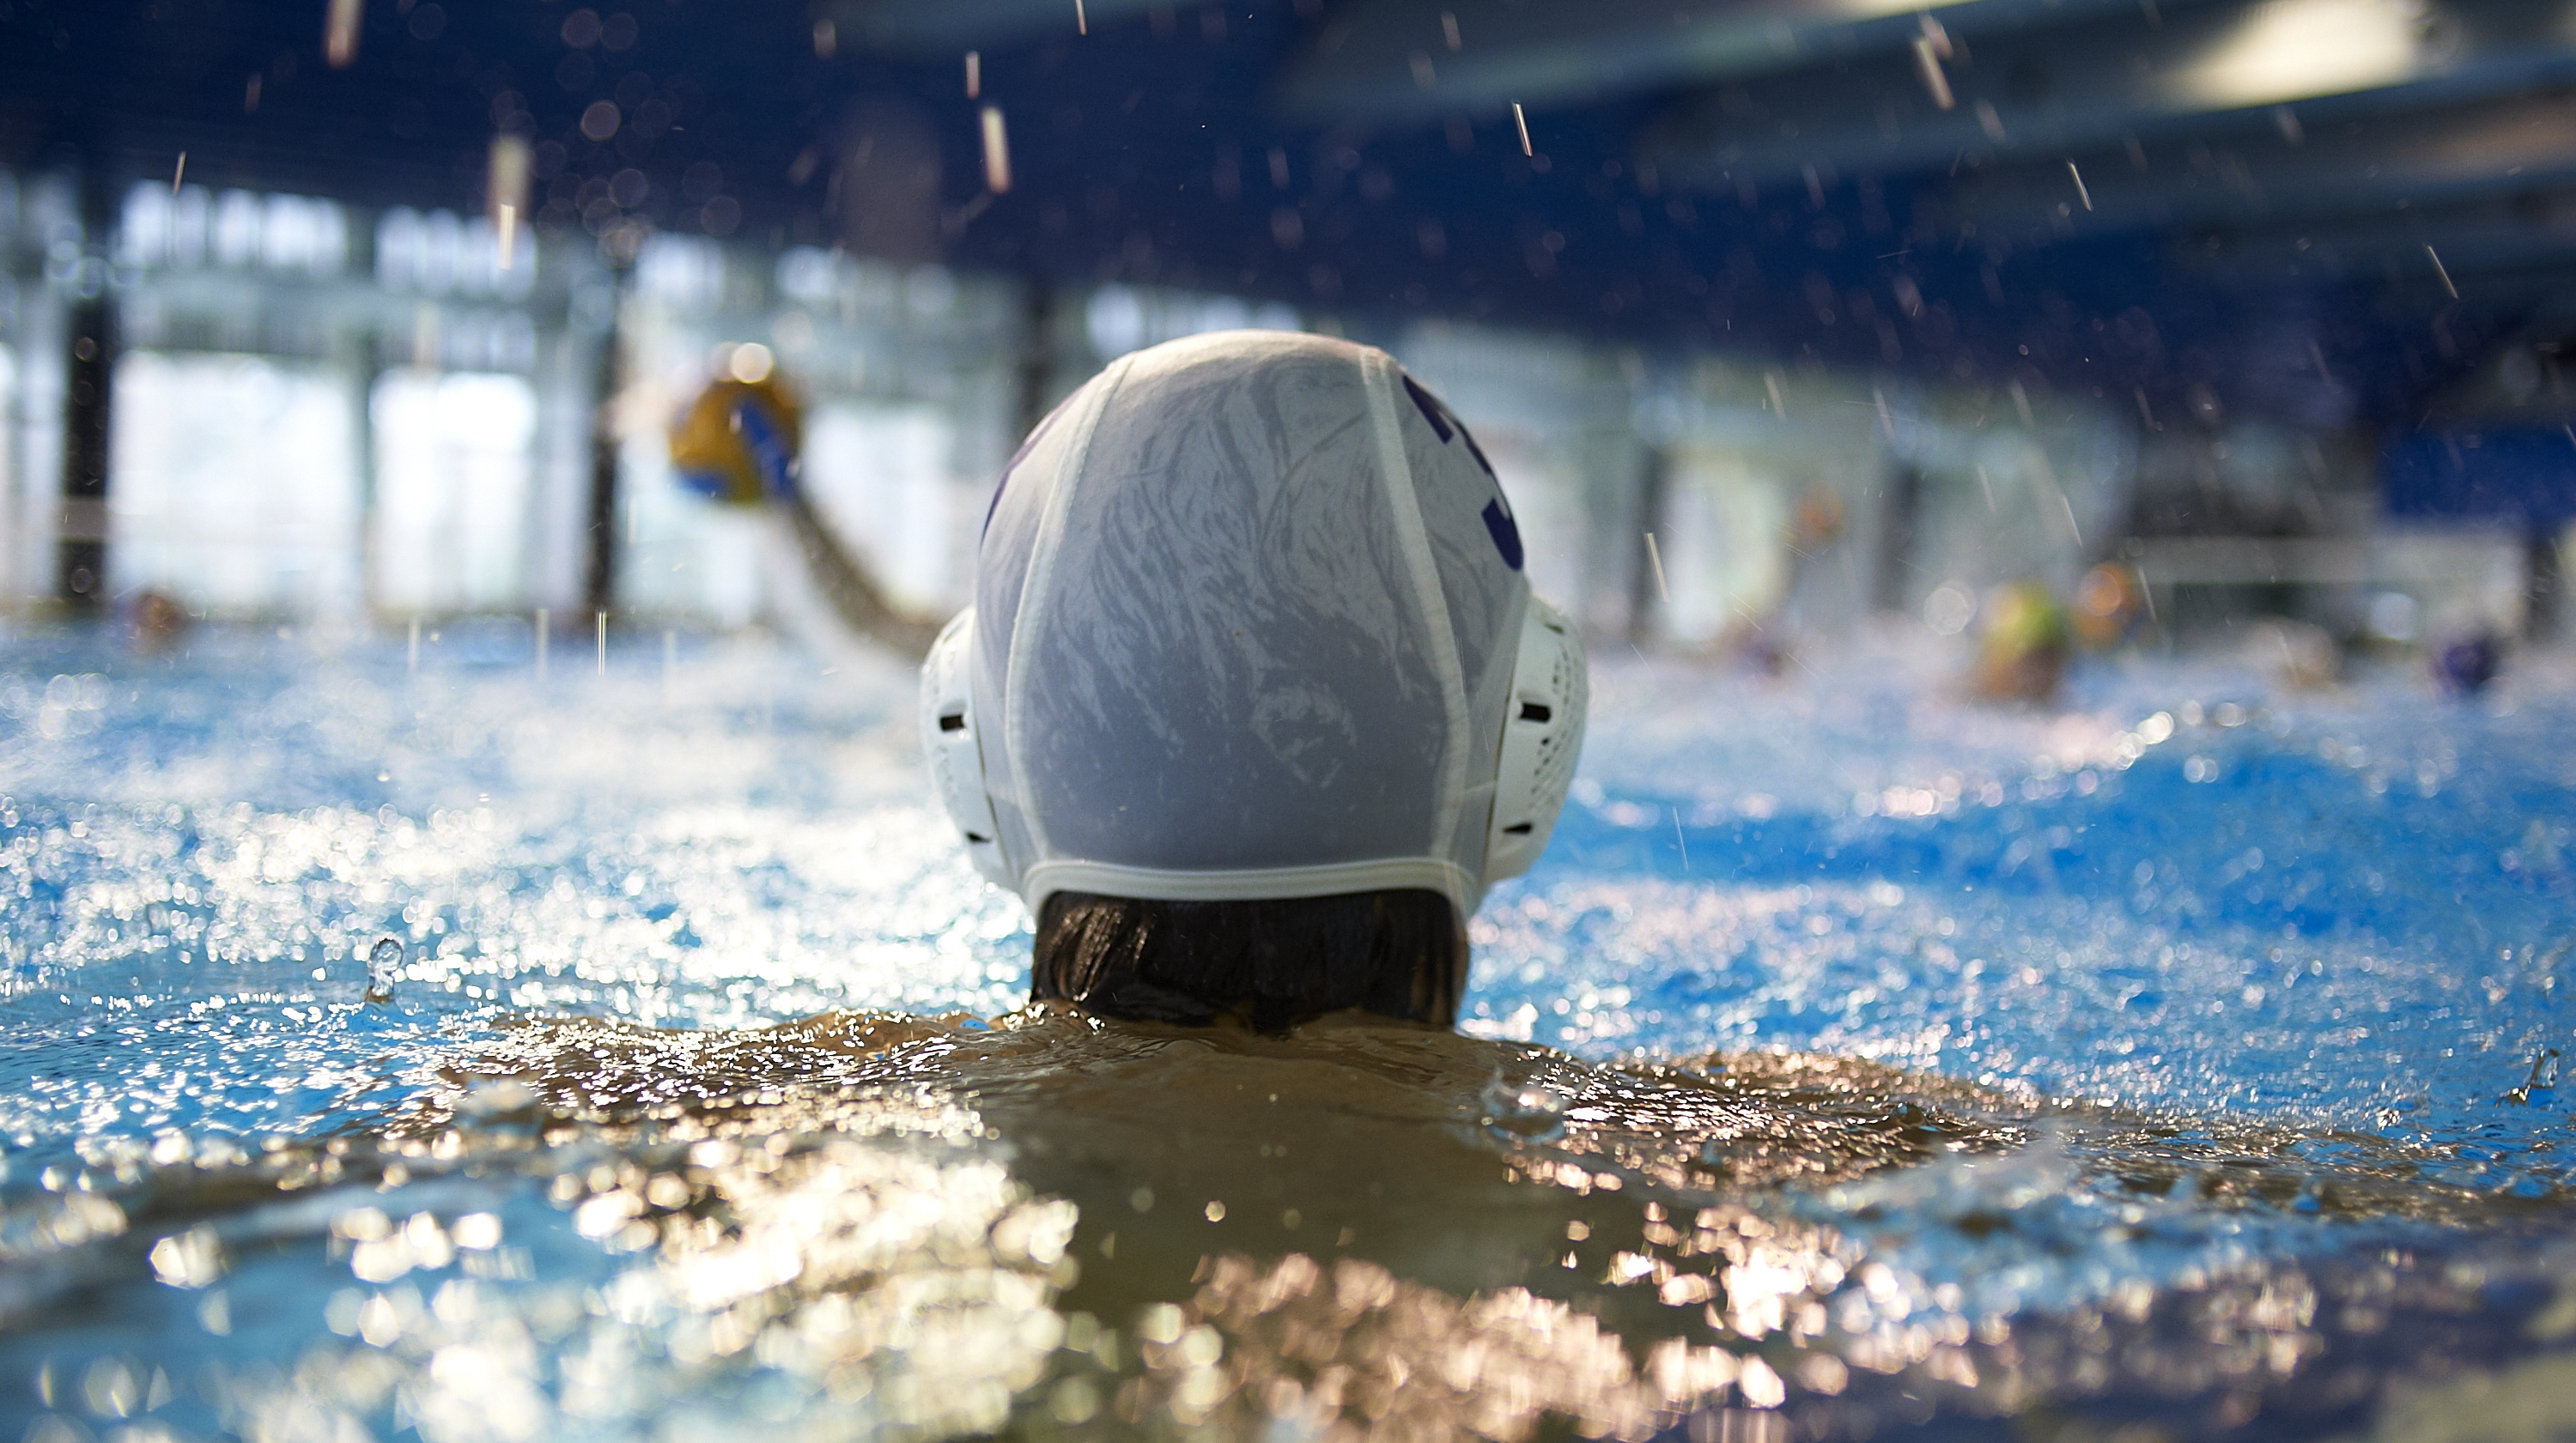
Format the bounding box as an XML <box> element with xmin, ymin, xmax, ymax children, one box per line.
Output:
<box><xmin>1</xmin><ymin>621</ymin><xmax>2570</xmax><ymax>1441</ymax></box>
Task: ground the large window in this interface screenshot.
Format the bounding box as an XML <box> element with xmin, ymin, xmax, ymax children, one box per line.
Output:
<box><xmin>370</xmin><ymin>370</ymin><xmax>539</xmax><ymax>614</ymax></box>
<box><xmin>801</xmin><ymin>399</ymin><xmax>957</xmax><ymax>615</ymax></box>
<box><xmin>107</xmin><ymin>351</ymin><xmax>359</xmax><ymax>616</ymax></box>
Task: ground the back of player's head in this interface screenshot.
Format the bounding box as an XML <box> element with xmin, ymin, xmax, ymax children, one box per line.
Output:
<box><xmin>921</xmin><ymin>330</ymin><xmax>1587</xmax><ymax>1024</ymax></box>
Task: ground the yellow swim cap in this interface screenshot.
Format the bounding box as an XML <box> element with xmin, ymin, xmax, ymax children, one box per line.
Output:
<box><xmin>1973</xmin><ymin>579</ymin><xmax>2072</xmax><ymax>703</ymax></box>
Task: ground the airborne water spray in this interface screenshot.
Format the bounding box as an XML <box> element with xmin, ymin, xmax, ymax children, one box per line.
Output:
<box><xmin>365</xmin><ymin>936</ymin><xmax>404</xmax><ymax>1003</ymax></box>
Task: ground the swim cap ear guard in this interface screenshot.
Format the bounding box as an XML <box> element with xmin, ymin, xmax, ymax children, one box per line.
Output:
<box><xmin>1485</xmin><ymin>595</ymin><xmax>1587</xmax><ymax>882</ymax></box>
<box><xmin>920</xmin><ymin>592</ymin><xmax>1588</xmax><ymax>903</ymax></box>
<box><xmin>920</xmin><ymin>608</ymin><xmax>1012</xmax><ymax>888</ymax></box>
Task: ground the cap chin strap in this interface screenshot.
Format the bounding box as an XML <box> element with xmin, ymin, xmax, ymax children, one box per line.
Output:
<box><xmin>919</xmin><ymin>594</ymin><xmax>1589</xmax><ymax>917</ymax></box>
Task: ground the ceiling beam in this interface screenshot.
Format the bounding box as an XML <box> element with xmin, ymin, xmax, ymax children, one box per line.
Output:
<box><xmin>816</xmin><ymin>0</ymin><xmax>1172</xmax><ymax>56</ymax></box>
<box><xmin>1935</xmin><ymin>91</ymin><xmax>2576</xmax><ymax>248</ymax></box>
<box><xmin>2158</xmin><ymin>188</ymin><xmax>2576</xmax><ymax>287</ymax></box>
<box><xmin>1274</xmin><ymin>0</ymin><xmax>2184</xmax><ymax>124</ymax></box>
<box><xmin>1637</xmin><ymin>0</ymin><xmax>2576</xmax><ymax>191</ymax></box>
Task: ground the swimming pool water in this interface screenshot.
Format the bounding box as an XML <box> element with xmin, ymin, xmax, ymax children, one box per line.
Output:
<box><xmin>0</xmin><ymin>621</ymin><xmax>2569</xmax><ymax>1441</ymax></box>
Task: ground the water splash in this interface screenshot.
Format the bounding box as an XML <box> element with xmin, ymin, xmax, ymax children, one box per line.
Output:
<box><xmin>1480</xmin><ymin>1069</ymin><xmax>1569</xmax><ymax>1143</ymax></box>
<box><xmin>365</xmin><ymin>935</ymin><xmax>404</xmax><ymax>1003</ymax></box>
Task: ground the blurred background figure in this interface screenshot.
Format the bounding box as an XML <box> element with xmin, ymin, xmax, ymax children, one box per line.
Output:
<box><xmin>2431</xmin><ymin>629</ymin><xmax>2506</xmax><ymax>697</ymax></box>
<box><xmin>1790</xmin><ymin>484</ymin><xmax>1847</xmax><ymax>564</ymax></box>
<box><xmin>1971</xmin><ymin>581</ymin><xmax>2071</xmax><ymax>705</ymax></box>
<box><xmin>1721</xmin><ymin>482</ymin><xmax>1850</xmax><ymax>676</ymax></box>
<box><xmin>2070</xmin><ymin>563</ymin><xmax>2148</xmax><ymax>652</ymax></box>
<box><xmin>125</xmin><ymin>590</ymin><xmax>188</xmax><ymax>653</ymax></box>
<box><xmin>2248</xmin><ymin>617</ymin><xmax>2342</xmax><ymax>690</ymax></box>
<box><xmin>667</xmin><ymin>344</ymin><xmax>939</xmax><ymax>656</ymax></box>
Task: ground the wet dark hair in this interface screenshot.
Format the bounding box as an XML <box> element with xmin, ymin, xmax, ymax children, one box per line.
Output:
<box><xmin>1032</xmin><ymin>888</ymin><xmax>1467</xmax><ymax>1032</ymax></box>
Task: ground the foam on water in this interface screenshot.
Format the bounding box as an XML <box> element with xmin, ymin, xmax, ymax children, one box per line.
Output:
<box><xmin>0</xmin><ymin>622</ymin><xmax>2570</xmax><ymax>1441</ymax></box>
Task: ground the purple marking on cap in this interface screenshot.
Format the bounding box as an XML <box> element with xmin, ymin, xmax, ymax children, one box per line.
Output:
<box><xmin>1482</xmin><ymin>500</ymin><xmax>1524</xmax><ymax>571</ymax></box>
<box><xmin>1401</xmin><ymin>373</ymin><xmax>1453</xmax><ymax>442</ymax></box>
<box><xmin>1403</xmin><ymin>371</ymin><xmax>1496</xmax><ymax>478</ymax></box>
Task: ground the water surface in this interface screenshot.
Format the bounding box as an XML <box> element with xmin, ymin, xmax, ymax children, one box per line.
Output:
<box><xmin>2</xmin><ymin>622</ymin><xmax>2571</xmax><ymax>1441</ymax></box>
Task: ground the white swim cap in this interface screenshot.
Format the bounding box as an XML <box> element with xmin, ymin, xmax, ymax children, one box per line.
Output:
<box><xmin>921</xmin><ymin>329</ymin><xmax>1586</xmax><ymax>921</ymax></box>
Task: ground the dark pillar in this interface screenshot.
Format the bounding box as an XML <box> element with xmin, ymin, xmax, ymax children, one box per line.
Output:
<box><xmin>1872</xmin><ymin>461</ymin><xmax>1925</xmax><ymax>614</ymax></box>
<box><xmin>2527</xmin><ymin>525</ymin><xmax>2563</xmax><ymax>640</ymax></box>
<box><xmin>1014</xmin><ymin>281</ymin><xmax>1056</xmax><ymax>444</ymax></box>
<box><xmin>58</xmin><ymin>297</ymin><xmax>112</xmax><ymax>609</ymax></box>
<box><xmin>581</xmin><ymin>270</ymin><xmax>627</xmax><ymax>616</ymax></box>
<box><xmin>1628</xmin><ymin>444</ymin><xmax>1669</xmax><ymax>645</ymax></box>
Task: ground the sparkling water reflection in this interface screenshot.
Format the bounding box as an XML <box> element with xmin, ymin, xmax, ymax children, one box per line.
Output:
<box><xmin>0</xmin><ymin>624</ymin><xmax>2570</xmax><ymax>1441</ymax></box>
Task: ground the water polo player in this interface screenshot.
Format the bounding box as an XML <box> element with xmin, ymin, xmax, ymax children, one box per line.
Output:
<box><xmin>920</xmin><ymin>330</ymin><xmax>1588</xmax><ymax>1031</ymax></box>
<box><xmin>669</xmin><ymin>346</ymin><xmax>939</xmax><ymax>652</ymax></box>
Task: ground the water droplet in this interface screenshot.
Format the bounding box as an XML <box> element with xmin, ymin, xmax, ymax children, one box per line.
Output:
<box><xmin>456</xmin><ymin>1077</ymin><xmax>540</xmax><ymax>1132</ymax></box>
<box><xmin>1479</xmin><ymin>1070</ymin><xmax>1567</xmax><ymax>1143</ymax></box>
<box><xmin>365</xmin><ymin>936</ymin><xmax>404</xmax><ymax>1003</ymax></box>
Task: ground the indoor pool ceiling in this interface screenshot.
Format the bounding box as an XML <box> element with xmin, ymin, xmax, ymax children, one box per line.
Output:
<box><xmin>6</xmin><ymin>0</ymin><xmax>2576</xmax><ymax>427</ymax></box>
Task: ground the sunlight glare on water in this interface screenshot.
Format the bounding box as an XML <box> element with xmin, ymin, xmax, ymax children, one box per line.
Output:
<box><xmin>1</xmin><ymin>623</ymin><xmax>2573</xmax><ymax>1442</ymax></box>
